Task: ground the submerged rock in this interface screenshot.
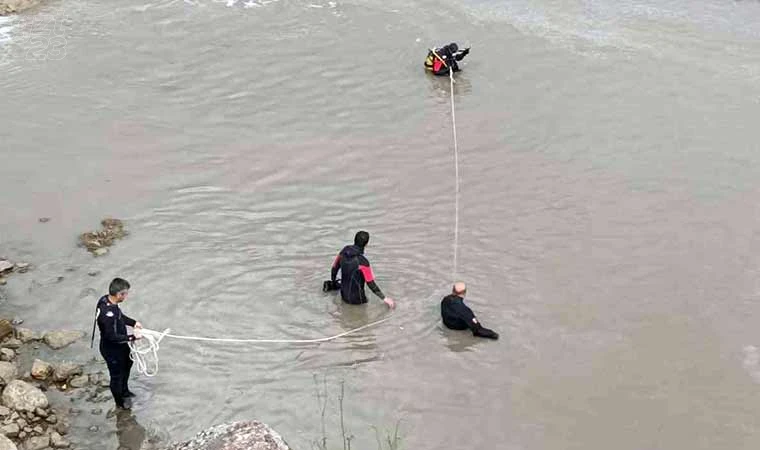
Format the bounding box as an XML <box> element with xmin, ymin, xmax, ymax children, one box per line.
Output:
<box><xmin>78</xmin><ymin>218</ymin><xmax>127</xmax><ymax>255</ymax></box>
<box><xmin>166</xmin><ymin>421</ymin><xmax>291</xmax><ymax>450</ymax></box>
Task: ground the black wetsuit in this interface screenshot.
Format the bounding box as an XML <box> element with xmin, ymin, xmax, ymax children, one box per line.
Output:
<box><xmin>331</xmin><ymin>245</ymin><xmax>385</xmax><ymax>304</ymax></box>
<box><xmin>441</xmin><ymin>294</ymin><xmax>498</xmax><ymax>339</ymax></box>
<box><xmin>424</xmin><ymin>45</ymin><xmax>470</xmax><ymax>76</ymax></box>
<box><xmin>95</xmin><ymin>295</ymin><xmax>136</xmax><ymax>407</ymax></box>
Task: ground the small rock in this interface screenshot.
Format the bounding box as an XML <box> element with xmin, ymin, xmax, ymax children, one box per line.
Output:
<box><xmin>0</xmin><ymin>362</ymin><xmax>18</xmax><ymax>384</ymax></box>
<box><xmin>38</xmin><ymin>218</ymin><xmax>50</xmax><ymax>223</ymax></box>
<box><xmin>0</xmin><ymin>407</ymin><xmax>9</xmax><ymax>417</ymax></box>
<box><xmin>0</xmin><ymin>350</ymin><xmax>13</xmax><ymax>362</ymax></box>
<box><xmin>32</xmin><ymin>409</ymin><xmax>46</xmax><ymax>419</ymax></box>
<box><xmin>53</xmin><ymin>363</ymin><xmax>81</xmax><ymax>383</ymax></box>
<box><xmin>15</xmin><ymin>329</ymin><xmax>38</xmax><ymax>344</ymax></box>
<box><xmin>50</xmin><ymin>431</ymin><xmax>69</xmax><ymax>448</ymax></box>
<box><xmin>1</xmin><ymin>339</ymin><xmax>21</xmax><ymax>350</ymax></box>
<box><xmin>23</xmin><ymin>434</ymin><xmax>49</xmax><ymax>450</ymax></box>
<box><xmin>0</xmin><ymin>322</ymin><xmax>11</xmax><ymax>343</ymax></box>
<box><xmin>15</xmin><ymin>420</ymin><xmax>25</xmax><ymax>429</ymax></box>
<box><xmin>10</xmin><ymin>319</ymin><xmax>22</xmax><ymax>326</ymax></box>
<box><xmin>88</xmin><ymin>425</ymin><xmax>98</xmax><ymax>433</ymax></box>
<box><xmin>17</xmin><ymin>431</ymin><xmax>25</xmax><ymax>440</ymax></box>
<box><xmin>0</xmin><ymin>279</ymin><xmax>5</xmax><ymax>286</ymax></box>
<box><xmin>30</xmin><ymin>360</ymin><xmax>53</xmax><ymax>381</ymax></box>
<box><xmin>45</xmin><ymin>415</ymin><xmax>56</xmax><ymax>425</ymax></box>
<box><xmin>90</xmin><ymin>408</ymin><xmax>102</xmax><ymax>415</ymax></box>
<box><xmin>13</xmin><ymin>264</ymin><xmax>29</xmax><ymax>274</ymax></box>
<box><xmin>54</xmin><ymin>420</ymin><xmax>68</xmax><ymax>436</ymax></box>
<box><xmin>55</xmin><ymin>276</ymin><xmax>64</xmax><ymax>283</ymax></box>
<box><xmin>32</xmin><ymin>425</ymin><xmax>42</xmax><ymax>435</ymax></box>
<box><xmin>92</xmin><ymin>248</ymin><xmax>109</xmax><ymax>257</ymax></box>
<box><xmin>0</xmin><ymin>422</ymin><xmax>19</xmax><ymax>437</ymax></box>
<box><xmin>0</xmin><ymin>261</ymin><xmax>12</xmax><ymax>274</ymax></box>
<box><xmin>77</xmin><ymin>288</ymin><xmax>97</xmax><ymax>299</ymax></box>
<box><xmin>68</xmin><ymin>376</ymin><xmax>87</xmax><ymax>389</ymax></box>
<box><xmin>42</xmin><ymin>331</ymin><xmax>83</xmax><ymax>350</ymax></box>
<box><xmin>87</xmin><ymin>270</ymin><xmax>100</xmax><ymax>277</ymax></box>
<box><xmin>9</xmin><ymin>413</ymin><xmax>18</xmax><ymax>421</ymax></box>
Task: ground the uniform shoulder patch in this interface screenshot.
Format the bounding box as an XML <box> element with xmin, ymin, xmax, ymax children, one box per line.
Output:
<box><xmin>105</xmin><ymin>311</ymin><xmax>114</xmax><ymax>317</ymax></box>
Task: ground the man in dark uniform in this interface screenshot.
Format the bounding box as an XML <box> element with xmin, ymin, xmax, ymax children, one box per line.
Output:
<box><xmin>95</xmin><ymin>278</ymin><xmax>142</xmax><ymax>409</ymax></box>
<box><xmin>441</xmin><ymin>282</ymin><xmax>498</xmax><ymax>339</ymax></box>
<box><xmin>327</xmin><ymin>231</ymin><xmax>395</xmax><ymax>309</ymax></box>
<box><xmin>424</xmin><ymin>42</ymin><xmax>470</xmax><ymax>76</ymax></box>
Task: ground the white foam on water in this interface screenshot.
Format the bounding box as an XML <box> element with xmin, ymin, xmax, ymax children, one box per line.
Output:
<box><xmin>0</xmin><ymin>16</ymin><xmax>16</xmax><ymax>44</ymax></box>
<box><xmin>743</xmin><ymin>345</ymin><xmax>760</xmax><ymax>383</ymax></box>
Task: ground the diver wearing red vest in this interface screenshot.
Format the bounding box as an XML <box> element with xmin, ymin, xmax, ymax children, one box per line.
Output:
<box><xmin>424</xmin><ymin>42</ymin><xmax>470</xmax><ymax>76</ymax></box>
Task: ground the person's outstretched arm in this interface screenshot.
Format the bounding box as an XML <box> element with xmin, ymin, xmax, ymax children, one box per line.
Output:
<box><xmin>452</xmin><ymin>301</ymin><xmax>498</xmax><ymax>339</ymax></box>
<box><xmin>359</xmin><ymin>263</ymin><xmax>395</xmax><ymax>308</ymax></box>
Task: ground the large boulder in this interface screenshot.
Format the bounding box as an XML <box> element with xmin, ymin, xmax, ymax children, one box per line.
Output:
<box><xmin>166</xmin><ymin>421</ymin><xmax>291</xmax><ymax>450</ymax></box>
<box><xmin>2</xmin><ymin>381</ymin><xmax>48</xmax><ymax>412</ymax></box>
<box><xmin>42</xmin><ymin>331</ymin><xmax>83</xmax><ymax>350</ymax></box>
<box><xmin>0</xmin><ymin>434</ymin><xmax>17</xmax><ymax>450</ymax></box>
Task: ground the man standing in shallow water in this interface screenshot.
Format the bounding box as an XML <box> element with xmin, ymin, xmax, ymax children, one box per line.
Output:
<box><xmin>95</xmin><ymin>278</ymin><xmax>143</xmax><ymax>409</ymax></box>
<box><xmin>441</xmin><ymin>282</ymin><xmax>498</xmax><ymax>339</ymax></box>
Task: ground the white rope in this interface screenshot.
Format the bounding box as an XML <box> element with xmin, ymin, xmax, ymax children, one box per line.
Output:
<box><xmin>128</xmin><ymin>316</ymin><xmax>393</xmax><ymax>377</ymax></box>
<box><xmin>449</xmin><ymin>66</ymin><xmax>460</xmax><ymax>279</ymax></box>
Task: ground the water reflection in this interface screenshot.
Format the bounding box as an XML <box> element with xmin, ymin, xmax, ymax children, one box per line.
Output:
<box><xmin>115</xmin><ymin>410</ymin><xmax>146</xmax><ymax>450</ymax></box>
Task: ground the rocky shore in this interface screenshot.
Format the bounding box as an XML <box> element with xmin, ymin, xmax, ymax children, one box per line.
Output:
<box><xmin>2</xmin><ymin>239</ymin><xmax>293</xmax><ymax>450</ymax></box>
<box><xmin>0</xmin><ymin>318</ymin><xmax>81</xmax><ymax>450</ymax></box>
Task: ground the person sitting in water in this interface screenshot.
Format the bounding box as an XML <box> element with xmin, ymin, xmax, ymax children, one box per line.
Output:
<box><xmin>424</xmin><ymin>42</ymin><xmax>470</xmax><ymax>76</ymax></box>
<box><xmin>441</xmin><ymin>282</ymin><xmax>498</xmax><ymax>339</ymax></box>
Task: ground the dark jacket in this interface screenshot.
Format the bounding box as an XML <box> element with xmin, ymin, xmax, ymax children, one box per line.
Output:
<box><xmin>96</xmin><ymin>295</ymin><xmax>136</xmax><ymax>353</ymax></box>
<box><xmin>441</xmin><ymin>294</ymin><xmax>498</xmax><ymax>339</ymax></box>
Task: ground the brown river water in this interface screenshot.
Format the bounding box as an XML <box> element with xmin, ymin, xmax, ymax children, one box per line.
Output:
<box><xmin>2</xmin><ymin>0</ymin><xmax>760</xmax><ymax>448</ymax></box>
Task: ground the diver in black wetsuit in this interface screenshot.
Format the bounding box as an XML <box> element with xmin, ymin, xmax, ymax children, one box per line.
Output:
<box><xmin>441</xmin><ymin>282</ymin><xmax>498</xmax><ymax>339</ymax></box>
<box><xmin>424</xmin><ymin>42</ymin><xmax>470</xmax><ymax>76</ymax></box>
<box><xmin>325</xmin><ymin>231</ymin><xmax>396</xmax><ymax>309</ymax></box>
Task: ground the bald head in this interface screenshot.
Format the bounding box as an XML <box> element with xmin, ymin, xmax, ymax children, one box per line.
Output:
<box><xmin>452</xmin><ymin>282</ymin><xmax>467</xmax><ymax>296</ymax></box>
